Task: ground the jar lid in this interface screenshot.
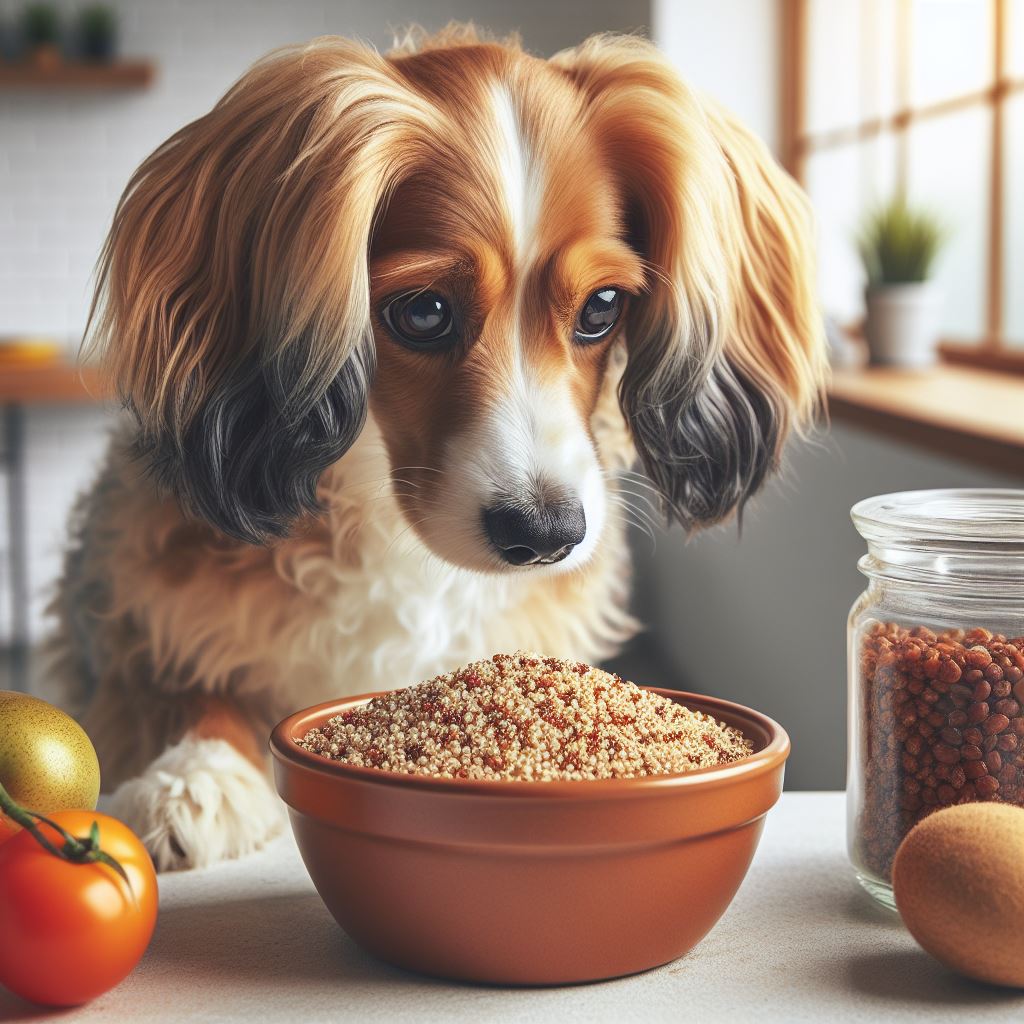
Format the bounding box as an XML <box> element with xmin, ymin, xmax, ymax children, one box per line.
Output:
<box><xmin>852</xmin><ymin>489</ymin><xmax>1024</xmax><ymax>545</ymax></box>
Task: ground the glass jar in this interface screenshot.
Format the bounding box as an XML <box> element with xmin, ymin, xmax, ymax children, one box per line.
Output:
<box><xmin>847</xmin><ymin>489</ymin><xmax>1024</xmax><ymax>909</ymax></box>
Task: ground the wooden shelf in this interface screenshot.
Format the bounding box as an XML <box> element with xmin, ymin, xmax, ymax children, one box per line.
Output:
<box><xmin>828</xmin><ymin>364</ymin><xmax>1024</xmax><ymax>476</ymax></box>
<box><xmin>0</xmin><ymin>360</ymin><xmax>109</xmax><ymax>403</ymax></box>
<box><xmin>0</xmin><ymin>60</ymin><xmax>155</xmax><ymax>89</ymax></box>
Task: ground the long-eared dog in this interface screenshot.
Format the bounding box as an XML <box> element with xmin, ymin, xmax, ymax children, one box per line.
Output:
<box><xmin>50</xmin><ymin>27</ymin><xmax>825</xmax><ymax>869</ymax></box>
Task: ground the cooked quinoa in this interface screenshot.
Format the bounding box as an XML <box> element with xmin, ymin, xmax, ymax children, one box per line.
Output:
<box><xmin>296</xmin><ymin>652</ymin><xmax>752</xmax><ymax>781</ymax></box>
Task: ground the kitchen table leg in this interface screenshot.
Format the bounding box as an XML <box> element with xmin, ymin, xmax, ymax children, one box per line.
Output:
<box><xmin>2</xmin><ymin>402</ymin><xmax>29</xmax><ymax>691</ymax></box>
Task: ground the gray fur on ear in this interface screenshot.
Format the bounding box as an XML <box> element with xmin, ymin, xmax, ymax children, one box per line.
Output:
<box><xmin>86</xmin><ymin>39</ymin><xmax>424</xmax><ymax>543</ymax></box>
<box><xmin>622</xmin><ymin>355</ymin><xmax>779</xmax><ymax>529</ymax></box>
<box><xmin>557</xmin><ymin>35</ymin><xmax>825</xmax><ymax>531</ymax></box>
<box><xmin>139</xmin><ymin>341</ymin><xmax>374</xmax><ymax>544</ymax></box>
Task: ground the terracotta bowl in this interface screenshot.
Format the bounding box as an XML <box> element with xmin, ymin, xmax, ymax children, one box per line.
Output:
<box><xmin>270</xmin><ymin>687</ymin><xmax>789</xmax><ymax>985</ymax></box>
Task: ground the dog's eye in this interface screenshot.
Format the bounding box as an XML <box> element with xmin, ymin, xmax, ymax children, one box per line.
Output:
<box><xmin>575</xmin><ymin>288</ymin><xmax>622</xmax><ymax>343</ymax></box>
<box><xmin>383</xmin><ymin>290</ymin><xmax>455</xmax><ymax>349</ymax></box>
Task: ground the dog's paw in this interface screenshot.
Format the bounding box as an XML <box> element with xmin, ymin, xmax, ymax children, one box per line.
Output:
<box><xmin>106</xmin><ymin>734</ymin><xmax>284</xmax><ymax>871</ymax></box>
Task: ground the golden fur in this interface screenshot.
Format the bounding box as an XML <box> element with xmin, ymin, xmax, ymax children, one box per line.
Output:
<box><xmin>50</xmin><ymin>27</ymin><xmax>825</xmax><ymax>869</ymax></box>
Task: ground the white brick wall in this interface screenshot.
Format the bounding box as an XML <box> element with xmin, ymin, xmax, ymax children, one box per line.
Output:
<box><xmin>0</xmin><ymin>0</ymin><xmax>650</xmax><ymax>642</ymax></box>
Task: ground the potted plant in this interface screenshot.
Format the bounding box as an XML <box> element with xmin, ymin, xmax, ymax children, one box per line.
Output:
<box><xmin>77</xmin><ymin>5</ymin><xmax>117</xmax><ymax>62</ymax></box>
<box><xmin>858</xmin><ymin>199</ymin><xmax>946</xmax><ymax>368</ymax></box>
<box><xmin>20</xmin><ymin>3</ymin><xmax>61</xmax><ymax>69</ymax></box>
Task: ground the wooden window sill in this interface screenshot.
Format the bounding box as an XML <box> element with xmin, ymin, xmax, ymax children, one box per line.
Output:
<box><xmin>827</xmin><ymin>364</ymin><xmax>1024</xmax><ymax>476</ymax></box>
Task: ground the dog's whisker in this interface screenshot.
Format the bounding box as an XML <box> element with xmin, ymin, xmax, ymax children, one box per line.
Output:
<box><xmin>616</xmin><ymin>500</ymin><xmax>659</xmax><ymax>531</ymax></box>
<box><xmin>615</xmin><ymin>471</ymin><xmax>663</xmax><ymax>495</ymax></box>
<box><xmin>607</xmin><ymin>500</ymin><xmax>657</xmax><ymax>552</ymax></box>
<box><xmin>326</xmin><ymin>486</ymin><xmax>419</xmax><ymax>508</ymax></box>
<box><xmin>619</xmin><ymin>496</ymin><xmax>661</xmax><ymax>534</ymax></box>
<box><xmin>612</xmin><ymin>488</ymin><xmax>659</xmax><ymax>518</ymax></box>
<box><xmin>608</xmin><ymin>490</ymin><xmax>658</xmax><ymax>523</ymax></box>
<box><xmin>340</xmin><ymin>474</ymin><xmax>423</xmax><ymax>490</ymax></box>
<box><xmin>614</xmin><ymin>497</ymin><xmax>655</xmax><ymax>528</ymax></box>
<box><xmin>607</xmin><ymin>472</ymin><xmax>687</xmax><ymax>524</ymax></box>
<box><xmin>607</xmin><ymin>503</ymin><xmax>651</xmax><ymax>538</ymax></box>
<box><xmin>390</xmin><ymin>465</ymin><xmax>444</xmax><ymax>475</ymax></box>
<box><xmin>383</xmin><ymin>512</ymin><xmax>448</xmax><ymax>559</ymax></box>
<box><xmin>613</xmin><ymin>482</ymin><xmax>657</xmax><ymax>503</ymax></box>
<box><xmin>605</xmin><ymin>469</ymin><xmax>664</xmax><ymax>499</ymax></box>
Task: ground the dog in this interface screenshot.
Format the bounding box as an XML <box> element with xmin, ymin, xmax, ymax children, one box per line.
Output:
<box><xmin>48</xmin><ymin>26</ymin><xmax>825</xmax><ymax>870</ymax></box>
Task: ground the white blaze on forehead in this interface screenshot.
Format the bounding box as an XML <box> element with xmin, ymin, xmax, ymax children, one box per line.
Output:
<box><xmin>412</xmin><ymin>83</ymin><xmax>605</xmax><ymax>573</ymax></box>
<box><xmin>488</xmin><ymin>79</ymin><xmax>550</xmax><ymax>472</ymax></box>
<box><xmin>490</xmin><ymin>83</ymin><xmax>543</xmax><ymax>266</ymax></box>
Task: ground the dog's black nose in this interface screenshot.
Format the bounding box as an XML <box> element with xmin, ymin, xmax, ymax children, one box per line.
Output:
<box><xmin>483</xmin><ymin>500</ymin><xmax>587</xmax><ymax>566</ymax></box>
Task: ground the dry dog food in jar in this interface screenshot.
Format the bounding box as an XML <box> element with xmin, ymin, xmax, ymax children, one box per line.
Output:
<box><xmin>848</xmin><ymin>489</ymin><xmax>1024</xmax><ymax>909</ymax></box>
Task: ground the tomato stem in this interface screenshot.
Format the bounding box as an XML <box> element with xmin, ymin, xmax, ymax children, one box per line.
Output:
<box><xmin>0</xmin><ymin>780</ymin><xmax>135</xmax><ymax>897</ymax></box>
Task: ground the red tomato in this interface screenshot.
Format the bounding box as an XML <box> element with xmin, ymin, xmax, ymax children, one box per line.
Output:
<box><xmin>0</xmin><ymin>815</ymin><xmax>15</xmax><ymax>845</ymax></box>
<box><xmin>0</xmin><ymin>810</ymin><xmax>158</xmax><ymax>1006</ymax></box>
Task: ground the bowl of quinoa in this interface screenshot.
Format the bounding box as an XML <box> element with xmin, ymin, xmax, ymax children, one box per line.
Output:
<box><xmin>296</xmin><ymin>653</ymin><xmax>752</xmax><ymax>781</ymax></box>
<box><xmin>271</xmin><ymin>652</ymin><xmax>789</xmax><ymax>985</ymax></box>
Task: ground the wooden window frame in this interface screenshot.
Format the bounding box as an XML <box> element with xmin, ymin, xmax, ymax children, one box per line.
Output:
<box><xmin>781</xmin><ymin>0</ymin><xmax>1024</xmax><ymax>371</ymax></box>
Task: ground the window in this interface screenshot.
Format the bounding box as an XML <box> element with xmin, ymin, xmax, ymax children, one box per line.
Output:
<box><xmin>782</xmin><ymin>0</ymin><xmax>1024</xmax><ymax>362</ymax></box>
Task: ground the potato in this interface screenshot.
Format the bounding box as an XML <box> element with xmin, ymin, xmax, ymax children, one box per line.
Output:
<box><xmin>0</xmin><ymin>692</ymin><xmax>100</xmax><ymax>836</ymax></box>
<box><xmin>893</xmin><ymin>802</ymin><xmax>1024</xmax><ymax>987</ymax></box>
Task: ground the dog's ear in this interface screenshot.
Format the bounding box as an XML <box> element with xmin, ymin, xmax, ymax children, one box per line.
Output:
<box><xmin>553</xmin><ymin>37</ymin><xmax>825</xmax><ymax>529</ymax></box>
<box><xmin>87</xmin><ymin>40</ymin><xmax>426</xmax><ymax>542</ymax></box>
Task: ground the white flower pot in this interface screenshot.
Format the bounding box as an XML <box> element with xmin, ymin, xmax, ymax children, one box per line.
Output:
<box><xmin>864</xmin><ymin>283</ymin><xmax>941</xmax><ymax>368</ymax></box>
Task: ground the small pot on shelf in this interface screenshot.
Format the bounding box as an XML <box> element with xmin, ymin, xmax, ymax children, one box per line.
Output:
<box><xmin>77</xmin><ymin>5</ymin><xmax>118</xmax><ymax>63</ymax></box>
<box><xmin>20</xmin><ymin>3</ymin><xmax>61</xmax><ymax>69</ymax></box>
<box><xmin>864</xmin><ymin>282</ymin><xmax>941</xmax><ymax>368</ymax></box>
<box><xmin>858</xmin><ymin>199</ymin><xmax>946</xmax><ymax>369</ymax></box>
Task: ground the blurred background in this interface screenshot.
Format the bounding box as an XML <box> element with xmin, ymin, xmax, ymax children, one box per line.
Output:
<box><xmin>1</xmin><ymin>0</ymin><xmax>1022</xmax><ymax>788</ymax></box>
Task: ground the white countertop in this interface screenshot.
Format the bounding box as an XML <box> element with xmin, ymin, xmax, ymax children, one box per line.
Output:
<box><xmin>1</xmin><ymin>792</ymin><xmax>1022</xmax><ymax>1023</ymax></box>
